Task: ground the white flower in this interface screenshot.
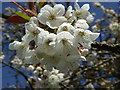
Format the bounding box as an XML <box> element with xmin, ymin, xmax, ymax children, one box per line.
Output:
<box><xmin>25</xmin><ymin>22</ymin><xmax>40</xmax><ymax>34</ymax></box>
<box><xmin>74</xmin><ymin>3</ymin><xmax>89</xmax><ymax>18</ymax></box>
<box><xmin>38</xmin><ymin>4</ymin><xmax>67</xmax><ymax>29</ymax></box>
<box><xmin>30</xmin><ymin>16</ymin><xmax>39</xmax><ymax>26</ymax></box>
<box><xmin>11</xmin><ymin>56</ymin><xmax>22</xmax><ymax>67</ymax></box>
<box><xmin>40</xmin><ymin>55</ymin><xmax>61</xmax><ymax>71</ymax></box>
<box><xmin>37</xmin><ymin>33</ymin><xmax>56</xmax><ymax>56</ymax></box>
<box><xmin>50</xmin><ymin>68</ymin><xmax>59</xmax><ymax>74</ymax></box>
<box><xmin>92</xmin><ymin>25</ymin><xmax>100</xmax><ymax>32</ymax></box>
<box><xmin>36</xmin><ymin>66</ymin><xmax>42</xmax><ymax>71</ymax></box>
<box><xmin>9</xmin><ymin>41</ymin><xmax>22</xmax><ymax>50</ymax></box>
<box><xmin>16</xmin><ymin>46</ymin><xmax>31</xmax><ymax>60</ymax></box>
<box><xmin>36</xmin><ymin>30</ymin><xmax>49</xmax><ymax>46</ymax></box>
<box><xmin>25</xmin><ymin>53</ymin><xmax>40</xmax><ymax>64</ymax></box>
<box><xmin>65</xmin><ymin>6</ymin><xmax>75</xmax><ymax>22</ymax></box>
<box><xmin>43</xmin><ymin>70</ymin><xmax>50</xmax><ymax>76</ymax></box>
<box><xmin>25</xmin><ymin>17</ymin><xmax>40</xmax><ymax>34</ymax></box>
<box><xmin>48</xmin><ymin>74</ymin><xmax>59</xmax><ymax>85</ymax></box>
<box><xmin>94</xmin><ymin>2</ymin><xmax>101</xmax><ymax>7</ymax></box>
<box><xmin>33</xmin><ymin>70</ymin><xmax>39</xmax><ymax>75</ymax></box>
<box><xmin>109</xmin><ymin>22</ymin><xmax>119</xmax><ymax>31</ymax></box>
<box><xmin>65</xmin><ymin>6</ymin><xmax>73</xmax><ymax>18</ymax></box>
<box><xmin>74</xmin><ymin>2</ymin><xmax>94</xmax><ymax>23</ymax></box>
<box><xmin>86</xmin><ymin>14</ymin><xmax>94</xmax><ymax>24</ymax></box>
<box><xmin>56</xmin><ymin>31</ymin><xmax>75</xmax><ymax>56</ymax></box>
<box><xmin>48</xmin><ymin>68</ymin><xmax>64</xmax><ymax>85</ymax></box>
<box><xmin>79</xmin><ymin>47</ymin><xmax>89</xmax><ymax>56</ymax></box>
<box><xmin>74</xmin><ymin>29</ymin><xmax>100</xmax><ymax>48</ymax></box>
<box><xmin>27</xmin><ymin>65</ymin><xmax>35</xmax><ymax>71</ymax></box>
<box><xmin>56</xmin><ymin>31</ymin><xmax>74</xmax><ymax>46</ymax></box>
<box><xmin>57</xmin><ymin>23</ymin><xmax>75</xmax><ymax>35</ymax></box>
<box><xmin>22</xmin><ymin>27</ymin><xmax>45</xmax><ymax>45</ymax></box>
<box><xmin>0</xmin><ymin>54</ymin><xmax>4</xmax><ymax>61</ymax></box>
<box><xmin>57</xmin><ymin>73</ymin><xmax>64</xmax><ymax>81</ymax></box>
<box><xmin>74</xmin><ymin>19</ymin><xmax>89</xmax><ymax>29</ymax></box>
<box><xmin>23</xmin><ymin>17</ymin><xmax>44</xmax><ymax>45</ymax></box>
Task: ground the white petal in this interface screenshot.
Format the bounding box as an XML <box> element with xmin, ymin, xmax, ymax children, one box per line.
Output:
<box><xmin>54</xmin><ymin>4</ymin><xmax>65</xmax><ymax>16</ymax></box>
<box><xmin>38</xmin><ymin>12</ymin><xmax>49</xmax><ymax>25</ymax></box>
<box><xmin>81</xmin><ymin>4</ymin><xmax>90</xmax><ymax>11</ymax></box>
<box><xmin>80</xmin><ymin>56</ymin><xmax>86</xmax><ymax>61</ymax></box>
<box><xmin>86</xmin><ymin>13</ymin><xmax>94</xmax><ymax>23</ymax></box>
<box><xmin>41</xmin><ymin>5</ymin><xmax>53</xmax><ymax>14</ymax></box>
<box><xmin>66</xmin><ymin>6</ymin><xmax>73</xmax><ymax>18</ymax></box>
<box><xmin>30</xmin><ymin>17</ymin><xmax>39</xmax><ymax>26</ymax></box>
<box><xmin>85</xmin><ymin>30</ymin><xmax>100</xmax><ymax>41</ymax></box>
<box><xmin>57</xmin><ymin>31</ymin><xmax>74</xmax><ymax>41</ymax></box>
<box><xmin>57</xmin><ymin>23</ymin><xmax>75</xmax><ymax>35</ymax></box>
<box><xmin>25</xmin><ymin>22</ymin><xmax>38</xmax><ymax>33</ymax></box>
<box><xmin>56</xmin><ymin>16</ymin><xmax>67</xmax><ymax>23</ymax></box>
<box><xmin>74</xmin><ymin>2</ymin><xmax>80</xmax><ymax>10</ymax></box>
<box><xmin>89</xmin><ymin>33</ymin><xmax>100</xmax><ymax>41</ymax></box>
<box><xmin>74</xmin><ymin>19</ymin><xmax>89</xmax><ymax>29</ymax></box>
<box><xmin>9</xmin><ymin>41</ymin><xmax>22</xmax><ymax>50</ymax></box>
<box><xmin>47</xmin><ymin>17</ymin><xmax>67</xmax><ymax>29</ymax></box>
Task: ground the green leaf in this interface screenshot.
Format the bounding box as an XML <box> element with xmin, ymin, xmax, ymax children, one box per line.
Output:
<box><xmin>15</xmin><ymin>12</ymin><xmax>30</xmax><ymax>20</ymax></box>
<box><xmin>38</xmin><ymin>2</ymin><xmax>47</xmax><ymax>9</ymax></box>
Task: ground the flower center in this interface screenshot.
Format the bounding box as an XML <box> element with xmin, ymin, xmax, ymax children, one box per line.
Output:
<box><xmin>76</xmin><ymin>10</ymin><xmax>87</xmax><ymax>18</ymax></box>
<box><xmin>49</xmin><ymin>14</ymin><xmax>56</xmax><ymax>20</ymax></box>
<box><xmin>79</xmin><ymin>31</ymin><xmax>85</xmax><ymax>36</ymax></box>
<box><xmin>45</xmin><ymin>39</ymin><xmax>53</xmax><ymax>47</ymax></box>
<box><xmin>61</xmin><ymin>39</ymin><xmax>67</xmax><ymax>45</ymax></box>
<box><xmin>76</xmin><ymin>11</ymin><xmax>83</xmax><ymax>17</ymax></box>
<box><xmin>63</xmin><ymin>26</ymin><xmax>68</xmax><ymax>31</ymax></box>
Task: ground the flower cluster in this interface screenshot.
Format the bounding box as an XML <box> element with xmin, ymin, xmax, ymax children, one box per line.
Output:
<box><xmin>9</xmin><ymin>2</ymin><xmax>99</xmax><ymax>72</ymax></box>
<box><xmin>28</xmin><ymin>66</ymin><xmax>65</xmax><ymax>88</ymax></box>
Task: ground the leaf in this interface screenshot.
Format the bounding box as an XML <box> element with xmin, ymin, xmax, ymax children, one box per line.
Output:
<box><xmin>6</xmin><ymin>15</ymin><xmax>29</xmax><ymax>24</ymax></box>
<box><xmin>38</xmin><ymin>2</ymin><xmax>47</xmax><ymax>9</ymax></box>
<box><xmin>15</xmin><ymin>12</ymin><xmax>30</xmax><ymax>20</ymax></box>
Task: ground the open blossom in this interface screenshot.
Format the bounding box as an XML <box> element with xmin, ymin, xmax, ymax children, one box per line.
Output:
<box><xmin>38</xmin><ymin>4</ymin><xmax>67</xmax><ymax>29</ymax></box>
<box><xmin>74</xmin><ymin>19</ymin><xmax>89</xmax><ymax>29</ymax></box>
<box><xmin>74</xmin><ymin>29</ymin><xmax>100</xmax><ymax>48</ymax></box>
<box><xmin>48</xmin><ymin>68</ymin><xmax>64</xmax><ymax>87</ymax></box>
<box><xmin>57</xmin><ymin>23</ymin><xmax>75</xmax><ymax>35</ymax></box>
<box><xmin>23</xmin><ymin>17</ymin><xmax>43</xmax><ymax>45</ymax></box>
<box><xmin>31</xmin><ymin>68</ymin><xmax>65</xmax><ymax>88</ymax></box>
<box><xmin>37</xmin><ymin>33</ymin><xmax>57</xmax><ymax>56</ymax></box>
<box><xmin>74</xmin><ymin>2</ymin><xmax>94</xmax><ymax>23</ymax></box>
<box><xmin>56</xmin><ymin>31</ymin><xmax>75</xmax><ymax>56</ymax></box>
<box><xmin>11</xmin><ymin>56</ymin><xmax>23</xmax><ymax>67</ymax></box>
<box><xmin>65</xmin><ymin>6</ymin><xmax>75</xmax><ymax>22</ymax></box>
<box><xmin>49</xmin><ymin>75</ymin><xmax>60</xmax><ymax>85</ymax></box>
<box><xmin>9</xmin><ymin>41</ymin><xmax>22</xmax><ymax>50</ymax></box>
<box><xmin>109</xmin><ymin>22</ymin><xmax>119</xmax><ymax>31</ymax></box>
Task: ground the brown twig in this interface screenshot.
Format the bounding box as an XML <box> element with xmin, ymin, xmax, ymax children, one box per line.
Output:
<box><xmin>10</xmin><ymin>1</ymin><xmax>37</xmax><ymax>17</ymax></box>
<box><xmin>27</xmin><ymin>0</ymin><xmax>37</xmax><ymax>15</ymax></box>
<box><xmin>1</xmin><ymin>61</ymin><xmax>34</xmax><ymax>90</ymax></box>
<box><xmin>91</xmin><ymin>42</ymin><xmax>120</xmax><ymax>54</ymax></box>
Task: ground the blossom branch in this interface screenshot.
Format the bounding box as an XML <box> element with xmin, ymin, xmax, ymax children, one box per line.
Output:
<box><xmin>60</xmin><ymin>57</ymin><xmax>116</xmax><ymax>87</ymax></box>
<box><xmin>10</xmin><ymin>1</ymin><xmax>37</xmax><ymax>17</ymax></box>
<box><xmin>91</xmin><ymin>42</ymin><xmax>120</xmax><ymax>54</ymax></box>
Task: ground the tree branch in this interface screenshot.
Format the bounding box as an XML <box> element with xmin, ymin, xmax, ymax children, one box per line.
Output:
<box><xmin>91</xmin><ymin>42</ymin><xmax>120</xmax><ymax>54</ymax></box>
<box><xmin>1</xmin><ymin>61</ymin><xmax>34</xmax><ymax>90</ymax></box>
